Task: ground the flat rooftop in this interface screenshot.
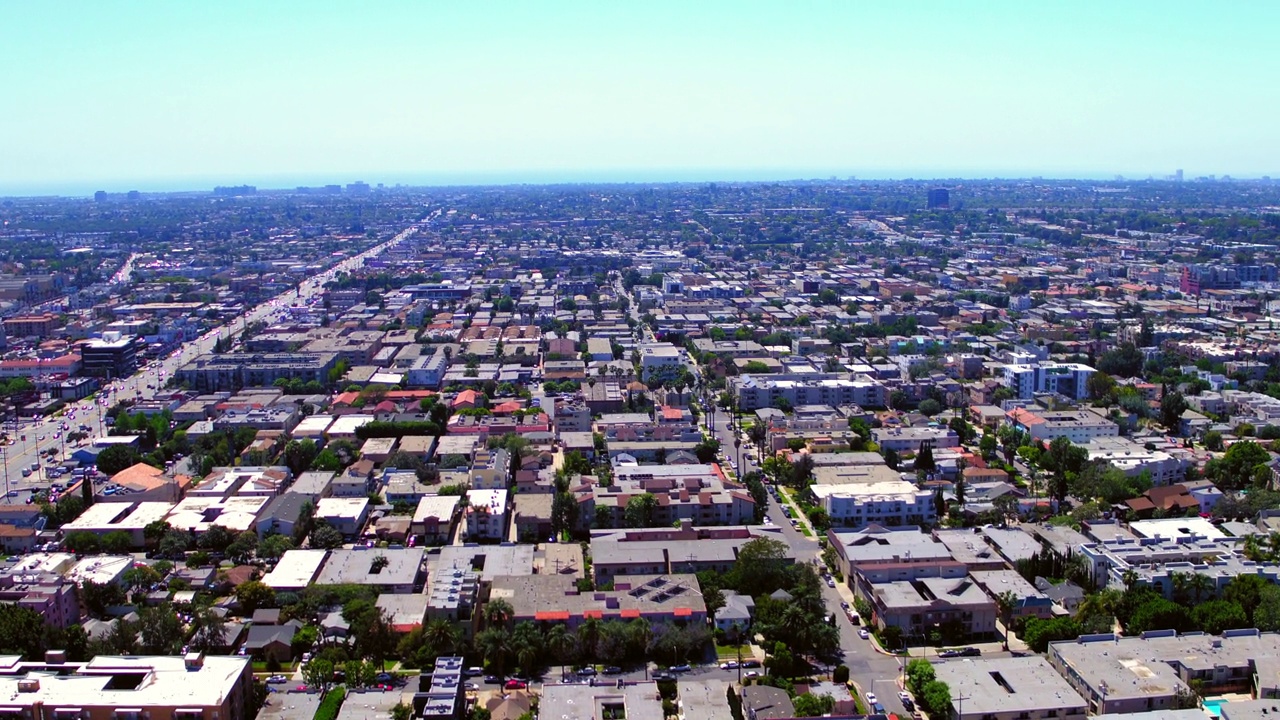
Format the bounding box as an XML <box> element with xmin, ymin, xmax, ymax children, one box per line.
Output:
<box><xmin>315</xmin><ymin>547</ymin><xmax>424</xmax><ymax>586</ymax></box>
<box><xmin>262</xmin><ymin>549</ymin><xmax>329</xmax><ymax>590</ymax></box>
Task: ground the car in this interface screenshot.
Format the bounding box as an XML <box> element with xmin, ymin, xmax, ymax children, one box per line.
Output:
<box><xmin>744</xmin><ymin>671</ymin><xmax>760</xmax><ymax>678</ymax></box>
<box><xmin>858</xmin><ymin>628</ymin><xmax>870</xmax><ymax>639</ymax></box>
<box><xmin>826</xmin><ymin>577</ymin><xmax>836</xmax><ymax>588</ymax></box>
<box><xmin>266</xmin><ymin>675</ymin><xmax>288</xmax><ymax>684</ymax></box>
<box><xmin>898</xmin><ymin>691</ymin><xmax>914</xmax><ymax>708</ymax></box>
<box><xmin>670</xmin><ymin>664</ymin><xmax>691</xmax><ymax>673</ymax></box>
<box><xmin>504</xmin><ymin>679</ymin><xmax>528</xmax><ymax>690</ymax></box>
<box><xmin>296</xmin><ymin>685</ymin><xmax>310</xmax><ymax>692</ymax></box>
<box><xmin>576</xmin><ymin>667</ymin><xmax>597</xmax><ymax>676</ymax></box>
<box><xmin>602</xmin><ymin>666</ymin><xmax>623</xmax><ymax>675</ymax></box>
<box><xmin>650</xmin><ymin>672</ymin><xmax>673</xmax><ymax>681</ymax></box>
<box><xmin>840</xmin><ymin>601</ymin><xmax>849</xmax><ymax>610</ymax></box>
<box><xmin>484</xmin><ymin>675</ymin><xmax>502</xmax><ymax>684</ymax></box>
<box><xmin>464</xmin><ymin>667</ymin><xmax>483</xmax><ymax>677</ymax></box>
<box><xmin>865</xmin><ymin>693</ymin><xmax>877</xmax><ymax>706</ymax></box>
<box><xmin>871</xmin><ymin>703</ymin><xmax>885</xmax><ymax>715</ymax></box>
<box><xmin>740</xmin><ymin>660</ymin><xmax>761</xmax><ymax>669</ymax></box>
<box><xmin>465</xmin><ymin>682</ymin><xmax>480</xmax><ymax>691</ymax></box>
<box><xmin>375</xmin><ymin>672</ymin><xmax>394</xmax><ymax>683</ymax></box>
<box><xmin>720</xmin><ymin>661</ymin><xmax>738</xmax><ymax>670</ymax></box>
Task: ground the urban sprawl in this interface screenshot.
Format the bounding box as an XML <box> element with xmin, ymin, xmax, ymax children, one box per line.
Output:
<box><xmin>2</xmin><ymin>179</ymin><xmax>1280</xmax><ymax>720</ymax></box>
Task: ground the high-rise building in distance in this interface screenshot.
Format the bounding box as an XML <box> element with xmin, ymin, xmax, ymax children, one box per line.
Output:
<box><xmin>927</xmin><ymin>187</ymin><xmax>950</xmax><ymax>209</ymax></box>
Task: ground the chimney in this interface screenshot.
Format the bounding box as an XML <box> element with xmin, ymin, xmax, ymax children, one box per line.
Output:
<box><xmin>18</xmin><ymin>679</ymin><xmax>40</xmax><ymax>692</ymax></box>
<box><xmin>45</xmin><ymin>650</ymin><xmax>66</xmax><ymax>663</ymax></box>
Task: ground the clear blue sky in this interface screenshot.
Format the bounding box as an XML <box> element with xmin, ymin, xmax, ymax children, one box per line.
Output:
<box><xmin>3</xmin><ymin>1</ymin><xmax>1278</xmax><ymax>195</ymax></box>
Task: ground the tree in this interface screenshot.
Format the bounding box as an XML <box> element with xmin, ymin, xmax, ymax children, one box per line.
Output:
<box><xmin>121</xmin><ymin>565</ymin><xmax>161</xmax><ymax>597</ymax></box>
<box><xmin>283</xmin><ymin>439</ymin><xmax>319</xmax><ymax>476</ymax></box>
<box><xmin>157</xmin><ymin>529</ymin><xmax>192</xmax><ymax>559</ymax></box>
<box><xmin>310</xmin><ymin>523</ymin><xmax>345</xmax><ymax>550</ymax></box>
<box><xmin>905</xmin><ymin>659</ymin><xmax>935</xmax><ymax>697</ymax></box>
<box><xmin>1127</xmin><ymin>596</ymin><xmax>1192</xmax><ymax>634</ymax></box>
<box><xmin>1087</xmin><ymin>371</ymin><xmax>1118</xmax><ymax>401</ymax></box>
<box><xmin>303</xmin><ymin>658</ymin><xmax>334</xmax><ymax>692</ymax></box>
<box><xmin>476</xmin><ymin>627</ymin><xmax>512</xmax><ymax>677</ymax></box>
<box><xmin>1161</xmin><ymin>391</ymin><xmax>1189</xmax><ymax>432</ymax></box>
<box><xmin>236</xmin><ymin>581</ymin><xmax>276</xmax><ymax>615</ymax></box>
<box><xmin>189</xmin><ymin>606</ymin><xmax>228</xmax><ymax>653</ymax></box>
<box><xmin>1206</xmin><ymin>441</ymin><xmax>1272</xmax><ymax>491</ymax></box>
<box><xmin>917</xmin><ymin>398</ymin><xmax>942</xmax><ymax>417</ymax></box>
<box><xmin>0</xmin><ymin>603</ymin><xmax>50</xmax><ymax>658</ymax></box>
<box><xmin>916</xmin><ymin>444</ymin><xmax>936</xmax><ymax>473</ymax></box>
<box><xmin>1042</xmin><ymin>436</ymin><xmax>1088</xmax><ymax>504</ymax></box>
<box><xmin>994</xmin><ymin>590</ymin><xmax>1017</xmax><ymax>650</ymax></box>
<box><xmin>920</xmin><ymin>680</ymin><xmax>953</xmax><ymax>719</ymax></box>
<box><xmin>730</xmin><ymin>537</ymin><xmax>791</xmax><ymax>596</ymax></box>
<box><xmin>197</xmin><ymin>524</ymin><xmax>234</xmax><ymax>552</ymax></box>
<box><xmin>96</xmin><ymin>444</ymin><xmax>141</xmax><ymax>475</ymax></box>
<box><xmin>1203</xmin><ymin>430</ymin><xmax>1225</xmax><ymax>452</ymax></box>
<box><xmin>101</xmin><ymin>531</ymin><xmax>134</xmax><ymax>554</ymax></box>
<box><xmin>138</xmin><ymin>605</ymin><xmax>184</xmax><ymax>654</ymax></box>
<box><xmin>1021</xmin><ymin>616</ymin><xmax>1082</xmax><ymax>652</ymax></box>
<box><xmin>792</xmin><ymin>694</ymin><xmax>835</xmax><ymax>717</ymax></box>
<box><xmin>63</xmin><ymin>531</ymin><xmax>102</xmax><ymax>555</ymax></box>
<box><xmin>624</xmin><ymin>493</ymin><xmax>659</xmax><ymax>528</ymax></box>
<box><xmin>1097</xmin><ymin>343</ymin><xmax>1144</xmax><ymax>377</ymax></box>
<box><xmin>260</xmin><ymin>534</ymin><xmax>294</xmax><ymax>560</ymax></box>
<box><xmin>1192</xmin><ymin>600</ymin><xmax>1249</xmax><ymax>635</ymax></box>
<box><xmin>226</xmin><ymin>531</ymin><xmax>259</xmax><ymax>564</ymax></box>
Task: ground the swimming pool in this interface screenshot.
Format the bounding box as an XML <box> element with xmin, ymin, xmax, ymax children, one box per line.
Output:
<box><xmin>1204</xmin><ymin>698</ymin><xmax>1226</xmax><ymax>717</ymax></box>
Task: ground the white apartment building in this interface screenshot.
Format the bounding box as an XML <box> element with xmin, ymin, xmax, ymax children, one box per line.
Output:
<box><xmin>1081</xmin><ymin>436</ymin><xmax>1188</xmax><ymax>485</ymax></box>
<box><xmin>1003</xmin><ymin>362</ymin><xmax>1095</xmax><ymax>401</ymax></box>
<box><xmin>465</xmin><ymin>488</ymin><xmax>509</xmax><ymax>541</ymax></box>
<box><xmin>810</xmin><ymin>481</ymin><xmax>937</xmax><ymax>529</ymax></box>
<box><xmin>731</xmin><ymin>374</ymin><xmax>887</xmax><ymax>411</ymax></box>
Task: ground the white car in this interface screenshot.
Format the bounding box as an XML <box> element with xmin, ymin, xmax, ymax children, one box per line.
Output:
<box><xmin>865</xmin><ymin>693</ymin><xmax>877</xmax><ymax>706</ymax></box>
<box><xmin>858</xmin><ymin>628</ymin><xmax>870</xmax><ymax>639</ymax></box>
<box><xmin>720</xmin><ymin>661</ymin><xmax>738</xmax><ymax>670</ymax></box>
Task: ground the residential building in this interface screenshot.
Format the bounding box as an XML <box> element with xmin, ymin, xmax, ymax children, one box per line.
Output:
<box><xmin>261</xmin><ymin>549</ymin><xmax>329</xmax><ymax>592</ymax></box>
<box><xmin>867</xmin><ymin>574</ymin><xmax>998</xmax><ymax>641</ymax></box>
<box><xmin>314</xmin><ymin>497</ymin><xmax>371</xmax><ymax>537</ymax></box>
<box><xmin>731</xmin><ymin>374</ymin><xmax>886</xmax><ymax>411</ymax></box>
<box><xmin>583</xmin><ymin>464</ymin><xmax>756</xmax><ymax>529</ymax></box>
<box><xmin>0</xmin><ymin>654</ymin><xmax>254</xmax><ymax>720</ymax></box>
<box><xmin>590</xmin><ymin>524</ymin><xmax>795</xmax><ymax>584</ymax></box>
<box><xmin>809</xmin><ymin>480</ymin><xmax>936</xmax><ymax>529</ymax></box>
<box><xmin>871</xmin><ymin>426</ymin><xmax>961</xmax><ymax>453</ymax></box>
<box><xmin>314</xmin><ymin>547</ymin><xmax>426</xmax><ymax>593</ymax></box>
<box><xmin>1003</xmin><ymin>362</ymin><xmax>1096</xmax><ymax>401</ymax></box>
<box><xmin>174</xmin><ymin>351</ymin><xmax>339</xmax><ymax>392</ymax></box>
<box><xmin>932</xmin><ymin>655</ymin><xmax>1087</xmax><ymax>720</ymax></box>
<box><xmin>465</xmin><ymin>488</ymin><xmax>509</xmax><ymax>541</ymax></box>
<box><xmin>489</xmin><ymin>572</ymin><xmax>706</xmax><ymax>629</ymax></box>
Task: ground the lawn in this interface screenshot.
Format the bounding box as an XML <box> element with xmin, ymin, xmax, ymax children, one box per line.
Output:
<box><xmin>715</xmin><ymin>643</ymin><xmax>747</xmax><ymax>660</ymax></box>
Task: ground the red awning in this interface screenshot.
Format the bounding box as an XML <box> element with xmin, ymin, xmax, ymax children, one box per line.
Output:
<box><xmin>535</xmin><ymin>611</ymin><xmax>571</xmax><ymax>621</ymax></box>
<box><xmin>673</xmin><ymin>608</ymin><xmax>693</xmax><ymax>617</ymax></box>
<box><xmin>619</xmin><ymin>609</ymin><xmax>641</xmax><ymax>619</ymax></box>
<box><xmin>583</xmin><ymin>610</ymin><xmax>604</xmax><ymax>619</ymax></box>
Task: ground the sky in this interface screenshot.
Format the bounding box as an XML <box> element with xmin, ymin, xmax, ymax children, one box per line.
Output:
<box><xmin>2</xmin><ymin>1</ymin><xmax>1279</xmax><ymax>196</ymax></box>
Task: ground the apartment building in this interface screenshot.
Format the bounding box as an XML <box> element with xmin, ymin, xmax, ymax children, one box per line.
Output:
<box><xmin>1003</xmin><ymin>362</ymin><xmax>1096</xmax><ymax>401</ymax></box>
<box><xmin>731</xmin><ymin>374</ymin><xmax>887</xmax><ymax>411</ymax></box>
<box><xmin>809</xmin><ymin>480</ymin><xmax>937</xmax><ymax>529</ymax></box>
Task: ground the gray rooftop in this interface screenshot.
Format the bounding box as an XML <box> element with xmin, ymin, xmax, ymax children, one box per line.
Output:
<box><xmin>933</xmin><ymin>656</ymin><xmax>1087</xmax><ymax>718</ymax></box>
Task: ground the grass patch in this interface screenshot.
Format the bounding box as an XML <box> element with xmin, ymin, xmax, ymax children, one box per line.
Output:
<box><xmin>716</xmin><ymin>643</ymin><xmax>747</xmax><ymax>660</ymax></box>
<box><xmin>315</xmin><ymin>687</ymin><xmax>346</xmax><ymax>720</ymax></box>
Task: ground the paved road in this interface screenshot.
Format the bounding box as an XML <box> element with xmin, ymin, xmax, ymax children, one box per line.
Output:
<box><xmin>1</xmin><ymin>227</ymin><xmax>418</xmax><ymax>504</ymax></box>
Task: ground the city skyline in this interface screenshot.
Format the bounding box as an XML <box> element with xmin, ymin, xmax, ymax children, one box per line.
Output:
<box><xmin>4</xmin><ymin>1</ymin><xmax>1280</xmax><ymax>196</ymax></box>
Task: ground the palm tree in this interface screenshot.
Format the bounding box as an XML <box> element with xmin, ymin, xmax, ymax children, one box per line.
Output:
<box><xmin>476</xmin><ymin>627</ymin><xmax>512</xmax><ymax>678</ymax></box>
<box><xmin>995</xmin><ymin>591</ymin><xmax>1018</xmax><ymax>651</ymax></box>
<box><xmin>545</xmin><ymin>624</ymin><xmax>574</xmax><ymax>680</ymax></box>
<box><xmin>1121</xmin><ymin>569</ymin><xmax>1139</xmax><ymax>592</ymax></box>
<box><xmin>1190</xmin><ymin>573</ymin><xmax>1215</xmax><ymax>603</ymax></box>
<box><xmin>484</xmin><ymin>598</ymin><xmax>514</xmax><ymax>629</ymax></box>
<box><xmin>424</xmin><ymin>619</ymin><xmax>459</xmax><ymax>656</ymax></box>
<box><xmin>1169</xmin><ymin>571</ymin><xmax>1191</xmax><ymax>605</ymax></box>
<box><xmin>576</xmin><ymin>616</ymin><xmax>603</xmax><ymax>665</ymax></box>
<box><xmin>511</xmin><ymin>621</ymin><xmax>542</xmax><ymax>676</ymax></box>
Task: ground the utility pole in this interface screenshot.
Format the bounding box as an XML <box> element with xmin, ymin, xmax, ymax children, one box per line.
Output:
<box><xmin>952</xmin><ymin>692</ymin><xmax>970</xmax><ymax>720</ymax></box>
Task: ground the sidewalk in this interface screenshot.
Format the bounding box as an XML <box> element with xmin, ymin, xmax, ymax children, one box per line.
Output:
<box><xmin>776</xmin><ymin>486</ymin><xmax>818</xmax><ymax>539</ymax></box>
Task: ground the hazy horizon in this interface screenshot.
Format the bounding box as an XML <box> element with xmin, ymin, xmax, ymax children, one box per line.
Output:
<box><xmin>4</xmin><ymin>1</ymin><xmax>1279</xmax><ymax>197</ymax></box>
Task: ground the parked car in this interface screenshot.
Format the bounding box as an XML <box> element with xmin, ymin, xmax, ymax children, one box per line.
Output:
<box><xmin>484</xmin><ymin>675</ymin><xmax>502</xmax><ymax>684</ymax></box>
<box><xmin>898</xmin><ymin>691</ymin><xmax>914</xmax><ymax>709</ymax></box>
<box><xmin>720</xmin><ymin>661</ymin><xmax>738</xmax><ymax>670</ymax></box>
<box><xmin>744</xmin><ymin>671</ymin><xmax>760</xmax><ymax>678</ymax></box>
<box><xmin>865</xmin><ymin>693</ymin><xmax>877</xmax><ymax>706</ymax></box>
<box><xmin>266</xmin><ymin>675</ymin><xmax>288</xmax><ymax>684</ymax></box>
<box><xmin>670</xmin><ymin>664</ymin><xmax>692</xmax><ymax>673</ymax></box>
<box><xmin>741</xmin><ymin>660</ymin><xmax>761</xmax><ymax>669</ymax></box>
<box><xmin>375</xmin><ymin>672</ymin><xmax>394</xmax><ymax>684</ymax></box>
<box><xmin>603</xmin><ymin>666</ymin><xmax>623</xmax><ymax>675</ymax></box>
<box><xmin>504</xmin><ymin>680</ymin><xmax>528</xmax><ymax>690</ymax></box>
<box><xmin>858</xmin><ymin>628</ymin><xmax>870</xmax><ymax>639</ymax></box>
<box><xmin>576</xmin><ymin>667</ymin><xmax>597</xmax><ymax>676</ymax></box>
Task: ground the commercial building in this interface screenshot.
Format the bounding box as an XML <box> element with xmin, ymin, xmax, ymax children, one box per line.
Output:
<box><xmin>174</xmin><ymin>351</ymin><xmax>339</xmax><ymax>392</ymax></box>
<box><xmin>932</xmin><ymin>655</ymin><xmax>1087</xmax><ymax>720</ymax></box>
<box><xmin>60</xmin><ymin>502</ymin><xmax>175</xmax><ymax>548</ymax></box>
<box><xmin>80</xmin><ymin>332</ymin><xmax>143</xmax><ymax>379</ymax></box>
<box><xmin>166</xmin><ymin>495</ymin><xmax>269</xmax><ymax>535</ymax></box>
<box><xmin>0</xmin><ymin>653</ymin><xmax>254</xmax><ymax>720</ymax></box>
